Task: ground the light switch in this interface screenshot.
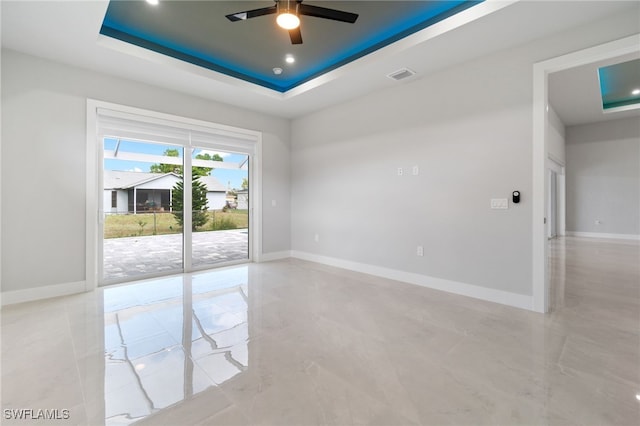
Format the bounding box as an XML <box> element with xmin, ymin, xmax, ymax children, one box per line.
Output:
<box><xmin>491</xmin><ymin>198</ymin><xmax>508</xmax><ymax>209</ymax></box>
<box><xmin>271</xmin><ymin>199</ymin><xmax>277</xmax><ymax>207</ymax></box>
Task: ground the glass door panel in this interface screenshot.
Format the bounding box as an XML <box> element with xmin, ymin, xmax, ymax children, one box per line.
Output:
<box><xmin>102</xmin><ymin>138</ymin><xmax>184</xmax><ymax>282</ymax></box>
<box><xmin>190</xmin><ymin>148</ymin><xmax>249</xmax><ymax>268</ymax></box>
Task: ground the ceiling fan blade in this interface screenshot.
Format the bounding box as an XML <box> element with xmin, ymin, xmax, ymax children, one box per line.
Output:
<box><xmin>226</xmin><ymin>5</ymin><xmax>277</xmax><ymax>22</ymax></box>
<box><xmin>289</xmin><ymin>27</ymin><xmax>303</xmax><ymax>44</ymax></box>
<box><xmin>299</xmin><ymin>3</ymin><xmax>358</xmax><ymax>23</ymax></box>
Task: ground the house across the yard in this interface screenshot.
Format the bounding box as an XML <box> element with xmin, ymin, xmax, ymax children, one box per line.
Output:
<box><xmin>236</xmin><ymin>189</ymin><xmax>248</xmax><ymax>210</ymax></box>
<box><xmin>103</xmin><ymin>170</ymin><xmax>227</xmax><ymax>214</ymax></box>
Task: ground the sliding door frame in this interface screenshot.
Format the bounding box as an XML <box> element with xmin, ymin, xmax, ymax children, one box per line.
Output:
<box><xmin>86</xmin><ymin>99</ymin><xmax>262</xmax><ymax>291</ymax></box>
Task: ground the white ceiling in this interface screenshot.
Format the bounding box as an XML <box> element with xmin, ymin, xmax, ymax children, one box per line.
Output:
<box><xmin>2</xmin><ymin>0</ymin><xmax>639</xmax><ymax>120</ymax></box>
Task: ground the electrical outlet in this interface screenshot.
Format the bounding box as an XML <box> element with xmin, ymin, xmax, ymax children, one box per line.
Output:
<box><xmin>314</xmin><ymin>233</ymin><xmax>320</xmax><ymax>243</ymax></box>
<box><xmin>417</xmin><ymin>246</ymin><xmax>424</xmax><ymax>256</ymax></box>
<box><xmin>271</xmin><ymin>199</ymin><xmax>277</xmax><ymax>207</ymax></box>
<box><xmin>595</xmin><ymin>220</ymin><xmax>601</xmax><ymax>225</ymax></box>
<box><xmin>412</xmin><ymin>166</ymin><xmax>419</xmax><ymax>176</ymax></box>
<box><xmin>397</xmin><ymin>167</ymin><xmax>404</xmax><ymax>176</ymax></box>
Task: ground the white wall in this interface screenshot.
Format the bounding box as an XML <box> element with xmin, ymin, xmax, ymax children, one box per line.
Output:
<box><xmin>116</xmin><ymin>190</ymin><xmax>128</xmax><ymax>214</ymax></box>
<box><xmin>206</xmin><ymin>192</ymin><xmax>226</xmax><ymax>210</ymax></box>
<box><xmin>1</xmin><ymin>49</ymin><xmax>291</xmax><ymax>293</ymax></box>
<box><xmin>547</xmin><ymin>104</ymin><xmax>566</xmax><ymax>238</ymax></box>
<box><xmin>291</xmin><ymin>11</ymin><xmax>639</xmax><ymax>302</ymax></box>
<box><xmin>237</xmin><ymin>193</ymin><xmax>248</xmax><ymax>210</ymax></box>
<box><xmin>0</xmin><ymin>2</ymin><xmax>3</xmax><ymax>301</ymax></box>
<box><xmin>548</xmin><ymin>105</ymin><xmax>566</xmax><ymax>165</ymax></box>
<box><xmin>292</xmin><ymin>56</ymin><xmax>533</xmax><ymax>297</ymax></box>
<box><xmin>566</xmin><ymin>116</ymin><xmax>640</xmax><ymax>237</ymax></box>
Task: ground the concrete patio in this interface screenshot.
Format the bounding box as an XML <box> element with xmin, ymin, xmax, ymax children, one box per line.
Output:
<box><xmin>103</xmin><ymin>229</ymin><xmax>248</xmax><ymax>281</ymax></box>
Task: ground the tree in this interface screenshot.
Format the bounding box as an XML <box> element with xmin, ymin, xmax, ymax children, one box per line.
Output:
<box><xmin>241</xmin><ymin>177</ymin><xmax>248</xmax><ymax>190</ymax></box>
<box><xmin>150</xmin><ymin>149</ymin><xmax>223</xmax><ymax>176</ymax></box>
<box><xmin>193</xmin><ymin>152</ymin><xmax>223</xmax><ymax>177</ymax></box>
<box><xmin>171</xmin><ymin>176</ymin><xmax>209</xmax><ymax>231</ymax></box>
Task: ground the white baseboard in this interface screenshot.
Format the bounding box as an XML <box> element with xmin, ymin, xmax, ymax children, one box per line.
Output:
<box><xmin>1</xmin><ymin>280</ymin><xmax>87</xmax><ymax>306</ymax></box>
<box><xmin>566</xmin><ymin>231</ymin><xmax>640</xmax><ymax>241</ymax></box>
<box><xmin>259</xmin><ymin>250</ymin><xmax>292</xmax><ymax>262</ymax></box>
<box><xmin>290</xmin><ymin>251</ymin><xmax>534</xmax><ymax>311</ymax></box>
<box><xmin>0</xmin><ymin>252</ymin><xmax>537</xmax><ymax>311</ymax></box>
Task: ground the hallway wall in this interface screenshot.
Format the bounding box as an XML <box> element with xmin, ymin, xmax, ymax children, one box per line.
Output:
<box><xmin>566</xmin><ymin>116</ymin><xmax>640</xmax><ymax>238</ymax></box>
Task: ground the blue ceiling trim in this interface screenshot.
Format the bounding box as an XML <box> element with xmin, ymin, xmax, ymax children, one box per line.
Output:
<box><xmin>598</xmin><ymin>60</ymin><xmax>640</xmax><ymax>110</ymax></box>
<box><xmin>101</xmin><ymin>1</ymin><xmax>484</xmax><ymax>93</ymax></box>
<box><xmin>601</xmin><ymin>97</ymin><xmax>640</xmax><ymax>110</ymax></box>
<box><xmin>100</xmin><ymin>24</ymin><xmax>283</xmax><ymax>91</ymax></box>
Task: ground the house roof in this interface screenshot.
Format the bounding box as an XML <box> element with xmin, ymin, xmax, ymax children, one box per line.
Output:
<box><xmin>104</xmin><ymin>170</ymin><xmax>226</xmax><ymax>192</ymax></box>
<box><xmin>104</xmin><ymin>170</ymin><xmax>157</xmax><ymax>189</ymax></box>
<box><xmin>198</xmin><ymin>176</ymin><xmax>228</xmax><ymax>192</ymax></box>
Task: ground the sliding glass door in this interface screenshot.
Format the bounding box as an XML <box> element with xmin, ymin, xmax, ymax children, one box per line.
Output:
<box><xmin>189</xmin><ymin>147</ymin><xmax>249</xmax><ymax>269</ymax></box>
<box><xmin>102</xmin><ymin>139</ymin><xmax>184</xmax><ymax>282</ymax></box>
<box><xmin>86</xmin><ymin>103</ymin><xmax>262</xmax><ymax>287</ymax></box>
<box><xmin>95</xmin><ymin>106</ymin><xmax>258</xmax><ymax>286</ymax></box>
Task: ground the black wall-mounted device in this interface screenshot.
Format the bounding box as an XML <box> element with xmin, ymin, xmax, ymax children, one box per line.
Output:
<box><xmin>512</xmin><ymin>191</ymin><xmax>520</xmax><ymax>204</ymax></box>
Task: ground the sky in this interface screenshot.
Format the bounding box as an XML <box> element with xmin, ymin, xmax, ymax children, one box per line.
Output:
<box><xmin>103</xmin><ymin>138</ymin><xmax>248</xmax><ymax>190</ymax></box>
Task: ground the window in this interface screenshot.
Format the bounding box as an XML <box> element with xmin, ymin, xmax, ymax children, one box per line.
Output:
<box><xmin>111</xmin><ymin>191</ymin><xmax>117</xmax><ymax>208</ymax></box>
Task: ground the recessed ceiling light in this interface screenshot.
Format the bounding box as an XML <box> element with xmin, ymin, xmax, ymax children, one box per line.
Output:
<box><xmin>146</xmin><ymin>0</ymin><xmax>159</xmax><ymax>5</ymax></box>
<box><xmin>636</xmin><ymin>394</ymin><xmax>640</xmax><ymax>401</ymax></box>
<box><xmin>273</xmin><ymin>67</ymin><xmax>283</xmax><ymax>75</ymax></box>
<box><xmin>632</xmin><ymin>88</ymin><xmax>640</xmax><ymax>96</ymax></box>
<box><xmin>285</xmin><ymin>55</ymin><xmax>295</xmax><ymax>64</ymax></box>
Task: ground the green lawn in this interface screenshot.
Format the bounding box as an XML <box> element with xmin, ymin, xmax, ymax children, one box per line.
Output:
<box><xmin>104</xmin><ymin>209</ymin><xmax>248</xmax><ymax>239</ymax></box>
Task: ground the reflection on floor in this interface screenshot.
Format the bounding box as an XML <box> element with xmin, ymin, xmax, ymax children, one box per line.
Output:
<box><xmin>1</xmin><ymin>237</ymin><xmax>639</xmax><ymax>425</ymax></box>
<box><xmin>103</xmin><ymin>270</ymin><xmax>249</xmax><ymax>424</ymax></box>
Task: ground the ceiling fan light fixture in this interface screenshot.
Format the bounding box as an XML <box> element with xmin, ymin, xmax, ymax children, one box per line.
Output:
<box><xmin>277</xmin><ymin>12</ymin><xmax>300</xmax><ymax>30</ymax></box>
<box><xmin>226</xmin><ymin>0</ymin><xmax>359</xmax><ymax>45</ymax></box>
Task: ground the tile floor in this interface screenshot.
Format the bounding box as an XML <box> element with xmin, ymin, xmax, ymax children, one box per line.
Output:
<box><xmin>1</xmin><ymin>237</ymin><xmax>639</xmax><ymax>425</ymax></box>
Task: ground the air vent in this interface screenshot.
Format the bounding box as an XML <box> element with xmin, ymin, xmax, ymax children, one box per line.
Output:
<box><xmin>386</xmin><ymin>68</ymin><xmax>415</xmax><ymax>81</ymax></box>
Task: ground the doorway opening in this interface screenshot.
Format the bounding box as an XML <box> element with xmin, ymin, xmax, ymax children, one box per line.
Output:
<box><xmin>532</xmin><ymin>34</ymin><xmax>639</xmax><ymax>312</ymax></box>
<box><xmin>547</xmin><ymin>159</ymin><xmax>565</xmax><ymax>241</ymax></box>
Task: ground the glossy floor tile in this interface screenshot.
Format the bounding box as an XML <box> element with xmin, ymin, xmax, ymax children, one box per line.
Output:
<box><xmin>1</xmin><ymin>237</ymin><xmax>639</xmax><ymax>425</ymax></box>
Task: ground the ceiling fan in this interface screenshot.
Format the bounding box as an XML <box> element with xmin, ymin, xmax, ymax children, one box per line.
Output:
<box><xmin>226</xmin><ymin>0</ymin><xmax>359</xmax><ymax>45</ymax></box>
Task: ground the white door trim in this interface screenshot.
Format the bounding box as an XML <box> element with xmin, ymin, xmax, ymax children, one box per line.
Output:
<box><xmin>532</xmin><ymin>33</ymin><xmax>640</xmax><ymax>313</ymax></box>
